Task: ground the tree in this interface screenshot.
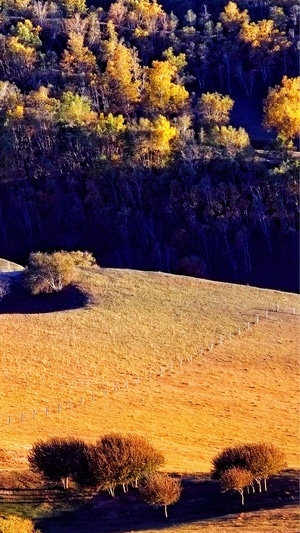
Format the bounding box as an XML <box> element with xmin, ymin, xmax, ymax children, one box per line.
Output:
<box><xmin>220</xmin><ymin>467</ymin><xmax>253</xmax><ymax>505</ymax></box>
<box><xmin>139</xmin><ymin>473</ymin><xmax>181</xmax><ymax>518</ymax></box>
<box><xmin>212</xmin><ymin>443</ymin><xmax>287</xmax><ymax>492</ymax></box>
<box><xmin>220</xmin><ymin>2</ymin><xmax>249</xmax><ymax>34</ymax></box>
<box><xmin>198</xmin><ymin>92</ymin><xmax>234</xmax><ymax>126</ymax></box>
<box><xmin>143</xmin><ymin>58</ymin><xmax>189</xmax><ymax>115</ymax></box>
<box><xmin>85</xmin><ymin>434</ymin><xmax>165</xmax><ymax>496</ymax></box>
<box><xmin>60</xmin><ymin>32</ymin><xmax>98</xmax><ymax>78</ymax></box>
<box><xmin>211</xmin><ymin>125</ymin><xmax>250</xmax><ymax>156</ymax></box>
<box><xmin>263</xmin><ymin>76</ymin><xmax>300</xmax><ymax>148</ymax></box>
<box><xmin>132</xmin><ymin>115</ymin><xmax>178</xmax><ymax>167</ymax></box>
<box><xmin>28</xmin><ymin>437</ymin><xmax>91</xmax><ymax>489</ymax></box>
<box><xmin>23</xmin><ymin>250</ymin><xmax>95</xmax><ymax>295</ymax></box>
<box><xmin>0</xmin><ymin>516</ymin><xmax>41</xmax><ymax>533</ymax></box>
<box><xmin>58</xmin><ymin>92</ymin><xmax>97</xmax><ymax>126</ymax></box>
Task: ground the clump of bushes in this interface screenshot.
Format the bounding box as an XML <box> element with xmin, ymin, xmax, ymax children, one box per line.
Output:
<box><xmin>23</xmin><ymin>250</ymin><xmax>96</xmax><ymax>295</ymax></box>
<box><xmin>212</xmin><ymin>442</ymin><xmax>287</xmax><ymax>505</ymax></box>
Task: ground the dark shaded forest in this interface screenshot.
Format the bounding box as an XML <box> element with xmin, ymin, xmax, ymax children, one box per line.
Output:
<box><xmin>0</xmin><ymin>0</ymin><xmax>299</xmax><ymax>291</ymax></box>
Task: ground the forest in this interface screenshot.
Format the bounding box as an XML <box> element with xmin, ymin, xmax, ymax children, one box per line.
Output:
<box><xmin>0</xmin><ymin>0</ymin><xmax>299</xmax><ymax>291</ymax></box>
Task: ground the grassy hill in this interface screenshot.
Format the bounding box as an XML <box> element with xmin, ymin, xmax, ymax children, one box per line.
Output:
<box><xmin>0</xmin><ymin>266</ymin><xmax>299</xmax><ymax>476</ymax></box>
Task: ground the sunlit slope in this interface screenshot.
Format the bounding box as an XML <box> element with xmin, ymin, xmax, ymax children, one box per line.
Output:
<box><xmin>0</xmin><ymin>267</ymin><xmax>299</xmax><ymax>472</ymax></box>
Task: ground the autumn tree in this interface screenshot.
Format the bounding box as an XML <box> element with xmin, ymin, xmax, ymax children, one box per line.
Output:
<box><xmin>220</xmin><ymin>467</ymin><xmax>253</xmax><ymax>505</ymax></box>
<box><xmin>143</xmin><ymin>58</ymin><xmax>189</xmax><ymax>115</ymax></box>
<box><xmin>139</xmin><ymin>473</ymin><xmax>181</xmax><ymax>518</ymax></box>
<box><xmin>60</xmin><ymin>32</ymin><xmax>98</xmax><ymax>78</ymax></box>
<box><xmin>58</xmin><ymin>92</ymin><xmax>97</xmax><ymax>126</ymax></box>
<box><xmin>239</xmin><ymin>18</ymin><xmax>291</xmax><ymax>82</ymax></box>
<box><xmin>263</xmin><ymin>76</ymin><xmax>300</xmax><ymax>148</ymax></box>
<box><xmin>85</xmin><ymin>434</ymin><xmax>165</xmax><ymax>496</ymax></box>
<box><xmin>212</xmin><ymin>443</ymin><xmax>287</xmax><ymax>493</ymax></box>
<box><xmin>211</xmin><ymin>125</ymin><xmax>250</xmax><ymax>156</ymax></box>
<box><xmin>131</xmin><ymin>115</ymin><xmax>178</xmax><ymax>167</ymax></box>
<box><xmin>198</xmin><ymin>92</ymin><xmax>234</xmax><ymax>127</ymax></box>
<box><xmin>102</xmin><ymin>24</ymin><xmax>142</xmax><ymax>113</ymax></box>
<box><xmin>220</xmin><ymin>2</ymin><xmax>249</xmax><ymax>34</ymax></box>
<box><xmin>28</xmin><ymin>437</ymin><xmax>91</xmax><ymax>489</ymax></box>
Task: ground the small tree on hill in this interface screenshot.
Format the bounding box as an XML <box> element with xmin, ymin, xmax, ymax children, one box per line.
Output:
<box><xmin>220</xmin><ymin>467</ymin><xmax>253</xmax><ymax>505</ymax></box>
<box><xmin>23</xmin><ymin>250</ymin><xmax>95</xmax><ymax>295</ymax></box>
<box><xmin>139</xmin><ymin>473</ymin><xmax>181</xmax><ymax>518</ymax></box>
<box><xmin>0</xmin><ymin>515</ymin><xmax>41</xmax><ymax>533</ymax></box>
<box><xmin>28</xmin><ymin>437</ymin><xmax>90</xmax><ymax>489</ymax></box>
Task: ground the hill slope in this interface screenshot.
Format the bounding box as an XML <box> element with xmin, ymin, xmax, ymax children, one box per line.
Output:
<box><xmin>0</xmin><ymin>267</ymin><xmax>299</xmax><ymax>472</ymax></box>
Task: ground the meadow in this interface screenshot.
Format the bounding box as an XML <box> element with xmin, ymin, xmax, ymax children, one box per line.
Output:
<box><xmin>0</xmin><ymin>265</ymin><xmax>299</xmax><ymax>531</ymax></box>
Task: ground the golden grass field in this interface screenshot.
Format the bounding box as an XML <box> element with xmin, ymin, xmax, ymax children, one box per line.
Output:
<box><xmin>0</xmin><ymin>266</ymin><xmax>299</xmax><ymax>478</ymax></box>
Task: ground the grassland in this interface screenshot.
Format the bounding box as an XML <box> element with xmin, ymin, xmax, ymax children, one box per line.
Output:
<box><xmin>0</xmin><ymin>266</ymin><xmax>299</xmax><ymax>471</ymax></box>
<box><xmin>0</xmin><ymin>266</ymin><xmax>299</xmax><ymax>531</ymax></box>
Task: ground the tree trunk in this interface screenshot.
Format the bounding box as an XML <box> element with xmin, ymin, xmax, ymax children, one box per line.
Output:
<box><xmin>264</xmin><ymin>478</ymin><xmax>268</xmax><ymax>491</ymax></box>
<box><xmin>61</xmin><ymin>476</ymin><xmax>69</xmax><ymax>489</ymax></box>
<box><xmin>239</xmin><ymin>489</ymin><xmax>244</xmax><ymax>506</ymax></box>
<box><xmin>164</xmin><ymin>504</ymin><xmax>168</xmax><ymax>518</ymax></box>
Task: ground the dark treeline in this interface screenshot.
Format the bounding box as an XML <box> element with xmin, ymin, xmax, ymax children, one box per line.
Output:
<box><xmin>0</xmin><ymin>0</ymin><xmax>298</xmax><ymax>291</ymax></box>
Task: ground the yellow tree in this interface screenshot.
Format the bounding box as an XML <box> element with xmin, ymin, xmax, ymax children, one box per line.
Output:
<box><xmin>96</xmin><ymin>112</ymin><xmax>126</xmax><ymax>162</ymax></box>
<box><xmin>132</xmin><ymin>114</ymin><xmax>178</xmax><ymax>167</ymax></box>
<box><xmin>144</xmin><ymin>58</ymin><xmax>189</xmax><ymax>114</ymax></box>
<box><xmin>198</xmin><ymin>92</ymin><xmax>234</xmax><ymax>126</ymax></box>
<box><xmin>105</xmin><ymin>41</ymin><xmax>142</xmax><ymax>111</ymax></box>
<box><xmin>239</xmin><ymin>18</ymin><xmax>291</xmax><ymax>81</ymax></box>
<box><xmin>25</xmin><ymin>86</ymin><xmax>59</xmax><ymax>122</ymax></box>
<box><xmin>58</xmin><ymin>91</ymin><xmax>97</xmax><ymax>126</ymax></box>
<box><xmin>263</xmin><ymin>76</ymin><xmax>300</xmax><ymax>147</ymax></box>
<box><xmin>220</xmin><ymin>1</ymin><xmax>249</xmax><ymax>33</ymax></box>
<box><xmin>211</xmin><ymin>125</ymin><xmax>250</xmax><ymax>156</ymax></box>
<box><xmin>60</xmin><ymin>32</ymin><xmax>98</xmax><ymax>77</ymax></box>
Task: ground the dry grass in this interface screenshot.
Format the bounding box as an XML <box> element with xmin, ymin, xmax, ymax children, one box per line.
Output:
<box><xmin>139</xmin><ymin>507</ymin><xmax>300</xmax><ymax>533</ymax></box>
<box><xmin>0</xmin><ymin>267</ymin><xmax>299</xmax><ymax>474</ymax></box>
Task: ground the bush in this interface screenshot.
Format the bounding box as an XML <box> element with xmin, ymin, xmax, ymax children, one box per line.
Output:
<box><xmin>23</xmin><ymin>250</ymin><xmax>95</xmax><ymax>295</ymax></box>
<box><xmin>139</xmin><ymin>473</ymin><xmax>181</xmax><ymax>518</ymax></box>
<box><xmin>0</xmin><ymin>516</ymin><xmax>41</xmax><ymax>533</ymax></box>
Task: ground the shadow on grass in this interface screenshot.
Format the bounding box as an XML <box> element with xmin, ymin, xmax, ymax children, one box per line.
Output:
<box><xmin>0</xmin><ymin>284</ymin><xmax>89</xmax><ymax>314</ymax></box>
<box><xmin>34</xmin><ymin>470</ymin><xmax>299</xmax><ymax>533</ymax></box>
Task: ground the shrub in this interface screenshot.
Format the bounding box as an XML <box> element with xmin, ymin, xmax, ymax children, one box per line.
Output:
<box><xmin>139</xmin><ymin>473</ymin><xmax>181</xmax><ymax>518</ymax></box>
<box><xmin>23</xmin><ymin>250</ymin><xmax>95</xmax><ymax>295</ymax></box>
<box><xmin>0</xmin><ymin>516</ymin><xmax>41</xmax><ymax>533</ymax></box>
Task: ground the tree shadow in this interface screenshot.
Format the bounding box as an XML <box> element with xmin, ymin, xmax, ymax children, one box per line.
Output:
<box><xmin>36</xmin><ymin>470</ymin><xmax>299</xmax><ymax>533</ymax></box>
<box><xmin>0</xmin><ymin>284</ymin><xmax>90</xmax><ymax>314</ymax></box>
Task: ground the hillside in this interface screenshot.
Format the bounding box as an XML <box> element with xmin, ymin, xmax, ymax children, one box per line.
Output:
<box><xmin>0</xmin><ymin>267</ymin><xmax>299</xmax><ymax>474</ymax></box>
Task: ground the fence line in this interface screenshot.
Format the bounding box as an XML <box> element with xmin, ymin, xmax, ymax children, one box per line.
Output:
<box><xmin>2</xmin><ymin>305</ymin><xmax>299</xmax><ymax>427</ymax></box>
